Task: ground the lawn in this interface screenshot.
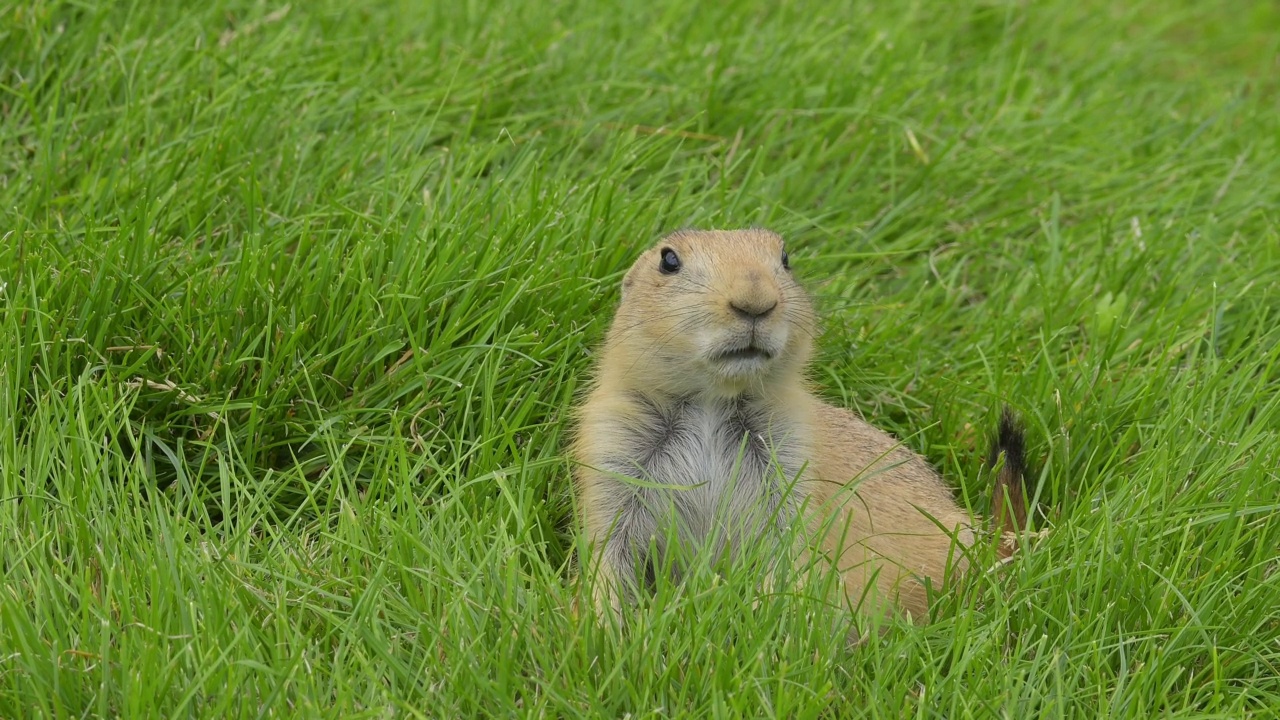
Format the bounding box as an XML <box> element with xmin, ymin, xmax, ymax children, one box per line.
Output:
<box><xmin>2</xmin><ymin>0</ymin><xmax>1279</xmax><ymax>716</ymax></box>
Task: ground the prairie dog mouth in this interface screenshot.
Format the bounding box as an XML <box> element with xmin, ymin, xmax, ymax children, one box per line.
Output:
<box><xmin>712</xmin><ymin>346</ymin><xmax>774</xmax><ymax>363</ymax></box>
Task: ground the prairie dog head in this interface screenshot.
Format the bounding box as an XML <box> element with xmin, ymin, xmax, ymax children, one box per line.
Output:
<box><xmin>601</xmin><ymin>228</ymin><xmax>816</xmax><ymax>398</ymax></box>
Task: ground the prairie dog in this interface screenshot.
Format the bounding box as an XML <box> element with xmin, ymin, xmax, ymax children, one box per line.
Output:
<box><xmin>571</xmin><ymin>228</ymin><xmax>1026</xmax><ymax>621</ymax></box>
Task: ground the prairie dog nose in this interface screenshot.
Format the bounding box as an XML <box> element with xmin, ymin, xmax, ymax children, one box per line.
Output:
<box><xmin>727</xmin><ymin>271</ymin><xmax>780</xmax><ymax>320</ymax></box>
<box><xmin>730</xmin><ymin>298</ymin><xmax>778</xmax><ymax>320</ymax></box>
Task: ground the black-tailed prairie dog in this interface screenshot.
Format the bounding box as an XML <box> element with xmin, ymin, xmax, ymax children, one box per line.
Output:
<box><xmin>571</xmin><ymin>228</ymin><xmax>1027</xmax><ymax>623</ymax></box>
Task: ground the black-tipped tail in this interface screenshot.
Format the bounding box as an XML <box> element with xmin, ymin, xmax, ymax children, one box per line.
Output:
<box><xmin>988</xmin><ymin>407</ymin><xmax>1029</xmax><ymax>557</ymax></box>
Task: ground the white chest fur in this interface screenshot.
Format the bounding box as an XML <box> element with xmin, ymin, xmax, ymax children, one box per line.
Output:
<box><xmin>595</xmin><ymin>394</ymin><xmax>806</xmax><ymax>579</ymax></box>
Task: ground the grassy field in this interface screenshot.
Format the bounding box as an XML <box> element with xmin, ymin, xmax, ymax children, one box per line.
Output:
<box><xmin>3</xmin><ymin>0</ymin><xmax>1279</xmax><ymax>716</ymax></box>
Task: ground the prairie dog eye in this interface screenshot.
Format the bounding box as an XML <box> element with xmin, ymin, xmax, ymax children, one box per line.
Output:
<box><xmin>781</xmin><ymin>250</ymin><xmax>790</xmax><ymax>270</ymax></box>
<box><xmin>659</xmin><ymin>248</ymin><xmax>681</xmax><ymax>274</ymax></box>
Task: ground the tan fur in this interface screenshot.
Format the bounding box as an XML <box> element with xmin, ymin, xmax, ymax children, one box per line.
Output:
<box><xmin>571</xmin><ymin>229</ymin><xmax>983</xmax><ymax>623</ymax></box>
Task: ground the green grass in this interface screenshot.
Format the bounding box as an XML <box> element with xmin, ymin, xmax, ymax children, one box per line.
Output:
<box><xmin>3</xmin><ymin>0</ymin><xmax>1279</xmax><ymax>715</ymax></box>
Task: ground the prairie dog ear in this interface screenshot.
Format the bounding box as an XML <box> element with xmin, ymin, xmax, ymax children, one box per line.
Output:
<box><xmin>619</xmin><ymin>255</ymin><xmax>645</xmax><ymax>303</ymax></box>
<box><xmin>621</xmin><ymin>271</ymin><xmax>634</xmax><ymax>303</ymax></box>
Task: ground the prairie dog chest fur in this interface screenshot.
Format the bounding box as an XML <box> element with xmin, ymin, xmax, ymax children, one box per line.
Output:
<box><xmin>592</xmin><ymin>392</ymin><xmax>807</xmax><ymax>550</ymax></box>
